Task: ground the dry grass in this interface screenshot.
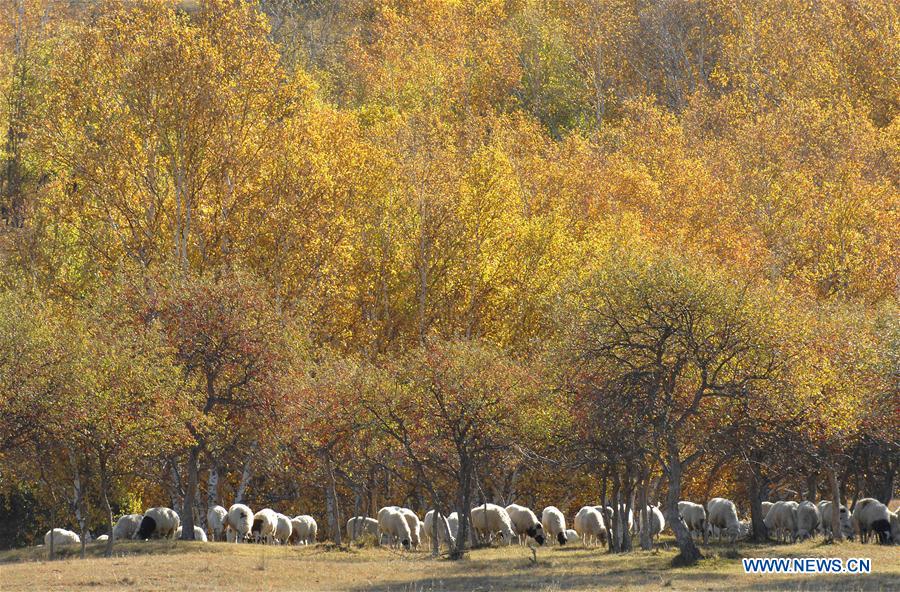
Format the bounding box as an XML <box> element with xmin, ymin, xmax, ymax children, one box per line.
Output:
<box><xmin>2</xmin><ymin>537</ymin><xmax>897</xmax><ymax>591</ymax></box>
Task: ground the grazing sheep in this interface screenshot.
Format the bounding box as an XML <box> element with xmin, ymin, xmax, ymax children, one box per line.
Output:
<box><xmin>763</xmin><ymin>501</ymin><xmax>798</xmax><ymax>543</ymax></box>
<box><xmin>471</xmin><ymin>503</ymin><xmax>516</xmax><ymax>546</ymax></box>
<box><xmin>852</xmin><ymin>498</ymin><xmax>893</xmax><ymax>544</ymax></box>
<box><xmin>573</xmin><ymin>506</ymin><xmax>607</xmax><ymax>547</ymax></box>
<box><xmin>707</xmin><ymin>498</ymin><xmax>741</xmax><ymax>543</ymax></box>
<box><xmin>251</xmin><ymin>509</ymin><xmax>278</xmax><ymax>544</ymax></box>
<box><xmin>397</xmin><ymin>508</ymin><xmax>422</xmax><ymax>549</ymax></box>
<box><xmin>505</xmin><ymin>504</ymin><xmax>546</xmax><ymax>545</ymax></box>
<box><xmin>273</xmin><ymin>513</ymin><xmax>293</xmax><ymax>544</ymax></box>
<box><xmin>225</xmin><ymin>503</ymin><xmax>253</xmax><ymax>543</ymax></box>
<box><xmin>207</xmin><ymin>505</ymin><xmax>228</xmax><ymax>541</ymax></box>
<box><xmin>346</xmin><ymin>516</ymin><xmax>379</xmax><ymax>542</ymax></box>
<box><xmin>112</xmin><ymin>514</ymin><xmax>143</xmax><ymax>541</ymax></box>
<box><xmin>174</xmin><ymin>525</ymin><xmax>208</xmax><ymax>542</ymax></box>
<box><xmin>95</xmin><ymin>534</ymin><xmax>109</xmax><ymax>543</ymax></box>
<box><xmin>795</xmin><ymin>501</ymin><xmax>820</xmax><ymax>540</ymax></box>
<box><xmin>135</xmin><ymin>507</ymin><xmax>180</xmax><ymax>540</ymax></box>
<box><xmin>447</xmin><ymin>512</ymin><xmax>459</xmax><ymax>539</ymax></box>
<box><xmin>565</xmin><ymin>529</ymin><xmax>580</xmax><ymax>543</ymax></box>
<box><xmin>817</xmin><ymin>501</ymin><xmax>853</xmax><ymax>540</ymax></box>
<box><xmin>541</xmin><ymin>506</ymin><xmax>567</xmax><ymax>546</ymax></box>
<box><xmin>636</xmin><ymin>505</ymin><xmax>665</xmax><ymax>540</ymax></box>
<box><xmin>290</xmin><ymin>515</ymin><xmax>317</xmax><ymax>545</ymax></box>
<box><xmin>423</xmin><ymin>510</ymin><xmax>456</xmax><ymax>550</ymax></box>
<box><xmin>678</xmin><ymin>501</ymin><xmax>707</xmax><ymax>543</ymax></box>
<box><xmin>761</xmin><ymin>501</ymin><xmax>774</xmax><ymax>520</ymax></box>
<box><xmin>44</xmin><ymin>528</ymin><xmax>80</xmax><ymax>547</ymax></box>
<box><xmin>378</xmin><ymin>507</ymin><xmax>412</xmax><ymax>549</ymax></box>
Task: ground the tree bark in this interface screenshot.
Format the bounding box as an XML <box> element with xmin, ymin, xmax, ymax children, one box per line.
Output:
<box><xmin>666</xmin><ymin>456</ymin><xmax>701</xmax><ymax>565</ymax></box>
<box><xmin>806</xmin><ymin>472</ymin><xmax>817</xmax><ymax>503</ymax></box>
<box><xmin>181</xmin><ymin>444</ymin><xmax>200</xmax><ymax>540</ymax></box>
<box><xmin>747</xmin><ymin>470</ymin><xmax>769</xmax><ymax>543</ymax></box>
<box><xmin>829</xmin><ymin>467</ymin><xmax>844</xmax><ymax>542</ymax></box>
<box><xmin>324</xmin><ymin>452</ymin><xmax>342</xmax><ymax>545</ymax></box>
<box><xmin>99</xmin><ymin>453</ymin><xmax>114</xmax><ymax>557</ymax></box>
<box><xmin>638</xmin><ymin>475</ymin><xmax>651</xmax><ymax>551</ymax></box>
<box><xmin>235</xmin><ymin>442</ymin><xmax>256</xmax><ymax>504</ymax></box>
<box><xmin>452</xmin><ymin>455</ymin><xmax>472</xmax><ymax>560</ymax></box>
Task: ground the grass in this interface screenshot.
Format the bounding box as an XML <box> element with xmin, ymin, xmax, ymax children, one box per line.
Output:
<box><xmin>3</xmin><ymin>537</ymin><xmax>897</xmax><ymax>591</ymax></box>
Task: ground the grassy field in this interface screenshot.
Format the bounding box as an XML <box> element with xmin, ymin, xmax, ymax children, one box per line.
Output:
<box><xmin>2</xmin><ymin>537</ymin><xmax>897</xmax><ymax>591</ymax></box>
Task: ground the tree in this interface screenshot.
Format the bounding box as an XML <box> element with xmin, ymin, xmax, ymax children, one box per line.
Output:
<box><xmin>560</xmin><ymin>249</ymin><xmax>787</xmax><ymax>564</ymax></box>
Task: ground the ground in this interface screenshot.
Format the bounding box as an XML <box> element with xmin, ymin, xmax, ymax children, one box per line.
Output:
<box><xmin>2</xmin><ymin>537</ymin><xmax>897</xmax><ymax>591</ymax></box>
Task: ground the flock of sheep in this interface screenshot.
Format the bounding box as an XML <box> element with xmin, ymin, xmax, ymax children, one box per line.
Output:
<box><xmin>41</xmin><ymin>496</ymin><xmax>899</xmax><ymax>552</ymax></box>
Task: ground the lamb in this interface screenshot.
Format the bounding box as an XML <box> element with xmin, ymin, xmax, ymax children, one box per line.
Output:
<box><xmin>565</xmin><ymin>529</ymin><xmax>580</xmax><ymax>543</ymax></box>
<box><xmin>795</xmin><ymin>501</ymin><xmax>820</xmax><ymax>540</ymax></box>
<box><xmin>763</xmin><ymin>500</ymin><xmax>798</xmax><ymax>543</ymax></box>
<box><xmin>44</xmin><ymin>528</ymin><xmax>80</xmax><ymax>547</ymax></box>
<box><xmin>290</xmin><ymin>515</ymin><xmax>317</xmax><ymax>545</ymax></box>
<box><xmin>174</xmin><ymin>525</ymin><xmax>208</xmax><ymax>542</ymax></box>
<box><xmin>251</xmin><ymin>508</ymin><xmax>278</xmax><ymax>544</ymax></box>
<box><xmin>274</xmin><ymin>513</ymin><xmax>293</xmax><ymax>544</ymax></box>
<box><xmin>541</xmin><ymin>506</ymin><xmax>567</xmax><ymax>546</ymax></box>
<box><xmin>346</xmin><ymin>516</ymin><xmax>379</xmax><ymax>542</ymax></box>
<box><xmin>207</xmin><ymin>505</ymin><xmax>228</xmax><ymax>541</ymax></box>
<box><xmin>678</xmin><ymin>501</ymin><xmax>707</xmax><ymax>543</ymax></box>
<box><xmin>378</xmin><ymin>507</ymin><xmax>412</xmax><ymax>549</ymax></box>
<box><xmin>112</xmin><ymin>514</ymin><xmax>143</xmax><ymax>541</ymax></box>
<box><xmin>852</xmin><ymin>498</ymin><xmax>893</xmax><ymax>544</ymax></box>
<box><xmin>225</xmin><ymin>503</ymin><xmax>253</xmax><ymax>543</ymax></box>
<box><xmin>573</xmin><ymin>506</ymin><xmax>607</xmax><ymax>547</ymax></box>
<box><xmin>505</xmin><ymin>504</ymin><xmax>546</xmax><ymax>545</ymax></box>
<box><xmin>471</xmin><ymin>503</ymin><xmax>516</xmax><ymax>546</ymax></box>
<box><xmin>135</xmin><ymin>507</ymin><xmax>180</xmax><ymax>540</ymax></box>
<box><xmin>423</xmin><ymin>510</ymin><xmax>456</xmax><ymax>549</ymax></box>
<box><xmin>817</xmin><ymin>501</ymin><xmax>853</xmax><ymax>540</ymax></box>
<box><xmin>397</xmin><ymin>508</ymin><xmax>422</xmax><ymax>549</ymax></box>
<box><xmin>706</xmin><ymin>497</ymin><xmax>741</xmax><ymax>543</ymax></box>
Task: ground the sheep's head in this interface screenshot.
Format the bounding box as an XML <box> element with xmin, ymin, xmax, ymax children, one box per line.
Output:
<box><xmin>556</xmin><ymin>531</ymin><xmax>567</xmax><ymax>545</ymax></box>
<box><xmin>401</xmin><ymin>538</ymin><xmax>410</xmax><ymax>549</ymax></box>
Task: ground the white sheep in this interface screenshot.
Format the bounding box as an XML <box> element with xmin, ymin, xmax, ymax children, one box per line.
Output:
<box><xmin>795</xmin><ymin>501</ymin><xmax>820</xmax><ymax>540</ymax></box>
<box><xmin>636</xmin><ymin>505</ymin><xmax>665</xmax><ymax>540</ymax></box>
<box><xmin>251</xmin><ymin>508</ymin><xmax>278</xmax><ymax>544</ymax></box>
<box><xmin>225</xmin><ymin>503</ymin><xmax>253</xmax><ymax>543</ymax></box>
<box><xmin>763</xmin><ymin>500</ymin><xmax>798</xmax><ymax>543</ymax></box>
<box><xmin>94</xmin><ymin>534</ymin><xmax>109</xmax><ymax>543</ymax></box>
<box><xmin>471</xmin><ymin>503</ymin><xmax>516</xmax><ymax>546</ymax></box>
<box><xmin>761</xmin><ymin>501</ymin><xmax>774</xmax><ymax>520</ymax></box>
<box><xmin>423</xmin><ymin>510</ymin><xmax>456</xmax><ymax>550</ymax></box>
<box><xmin>44</xmin><ymin>528</ymin><xmax>80</xmax><ymax>547</ymax></box>
<box><xmin>396</xmin><ymin>508</ymin><xmax>422</xmax><ymax>549</ymax></box>
<box><xmin>706</xmin><ymin>498</ymin><xmax>740</xmax><ymax>543</ymax></box>
<box><xmin>378</xmin><ymin>507</ymin><xmax>412</xmax><ymax>549</ymax></box>
<box><xmin>852</xmin><ymin>498</ymin><xmax>893</xmax><ymax>544</ymax></box>
<box><xmin>273</xmin><ymin>513</ymin><xmax>293</xmax><ymax>544</ymax></box>
<box><xmin>135</xmin><ymin>507</ymin><xmax>180</xmax><ymax>540</ymax></box>
<box><xmin>290</xmin><ymin>515</ymin><xmax>317</xmax><ymax>545</ymax></box>
<box><xmin>573</xmin><ymin>506</ymin><xmax>607</xmax><ymax>547</ymax></box>
<box><xmin>564</xmin><ymin>529</ymin><xmax>580</xmax><ymax>543</ymax></box>
<box><xmin>346</xmin><ymin>516</ymin><xmax>379</xmax><ymax>542</ymax></box>
<box><xmin>541</xmin><ymin>506</ymin><xmax>567</xmax><ymax>546</ymax></box>
<box><xmin>890</xmin><ymin>511</ymin><xmax>900</xmax><ymax>544</ymax></box>
<box><xmin>505</xmin><ymin>504</ymin><xmax>546</xmax><ymax>545</ymax></box>
<box><xmin>174</xmin><ymin>525</ymin><xmax>208</xmax><ymax>542</ymax></box>
<box><xmin>207</xmin><ymin>505</ymin><xmax>228</xmax><ymax>541</ymax></box>
<box><xmin>112</xmin><ymin>514</ymin><xmax>142</xmax><ymax>541</ymax></box>
<box><xmin>677</xmin><ymin>501</ymin><xmax>707</xmax><ymax>543</ymax></box>
<box><xmin>817</xmin><ymin>501</ymin><xmax>853</xmax><ymax>540</ymax></box>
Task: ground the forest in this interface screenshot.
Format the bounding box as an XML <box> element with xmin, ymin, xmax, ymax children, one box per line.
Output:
<box><xmin>0</xmin><ymin>0</ymin><xmax>896</xmax><ymax>567</ymax></box>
